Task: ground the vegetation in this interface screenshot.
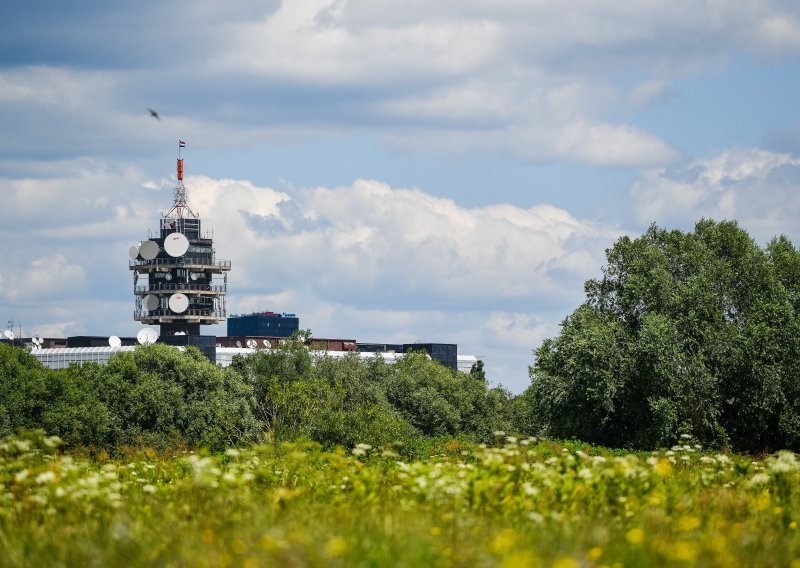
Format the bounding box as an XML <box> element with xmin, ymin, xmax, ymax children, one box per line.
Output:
<box><xmin>0</xmin><ymin>337</ymin><xmax>511</xmax><ymax>455</ymax></box>
<box><xmin>2</xmin><ymin>430</ymin><xmax>800</xmax><ymax>567</ymax></box>
<box><xmin>528</xmin><ymin>220</ymin><xmax>800</xmax><ymax>453</ymax></box>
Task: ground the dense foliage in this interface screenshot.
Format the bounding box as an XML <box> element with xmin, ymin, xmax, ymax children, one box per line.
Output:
<box><xmin>0</xmin><ymin>337</ymin><xmax>511</xmax><ymax>453</ymax></box>
<box><xmin>2</xmin><ymin>430</ymin><xmax>799</xmax><ymax>566</ymax></box>
<box><xmin>528</xmin><ymin>220</ymin><xmax>800</xmax><ymax>452</ymax></box>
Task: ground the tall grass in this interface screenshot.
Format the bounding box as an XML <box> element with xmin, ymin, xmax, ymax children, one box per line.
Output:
<box><xmin>1</xmin><ymin>431</ymin><xmax>798</xmax><ymax>566</ymax></box>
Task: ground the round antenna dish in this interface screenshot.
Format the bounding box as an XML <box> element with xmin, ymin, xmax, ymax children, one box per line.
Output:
<box><xmin>175</xmin><ymin>331</ymin><xmax>186</xmax><ymax>336</ymax></box>
<box><xmin>190</xmin><ymin>272</ymin><xmax>198</xmax><ymax>281</ymax></box>
<box><xmin>129</xmin><ymin>245</ymin><xmax>140</xmax><ymax>260</ymax></box>
<box><xmin>247</xmin><ymin>339</ymin><xmax>257</xmax><ymax>349</ymax></box>
<box><xmin>235</xmin><ymin>340</ymin><xmax>242</xmax><ymax>348</ymax></box>
<box><xmin>165</xmin><ymin>273</ymin><xmax>173</xmax><ymax>281</ymax></box>
<box><xmin>3</xmin><ymin>330</ymin><xmax>15</xmax><ymax>340</ymax></box>
<box><xmin>164</xmin><ymin>232</ymin><xmax>190</xmax><ymax>257</ymax></box>
<box><xmin>34</xmin><ymin>334</ymin><xmax>43</xmax><ymax>345</ymax></box>
<box><xmin>168</xmin><ymin>293</ymin><xmax>189</xmax><ymax>313</ymax></box>
<box><xmin>108</xmin><ymin>335</ymin><xmax>122</xmax><ymax>348</ymax></box>
<box><xmin>143</xmin><ymin>294</ymin><xmax>160</xmax><ymax>311</ymax></box>
<box><xmin>137</xmin><ymin>327</ymin><xmax>159</xmax><ymax>345</ymax></box>
<box><xmin>139</xmin><ymin>240</ymin><xmax>159</xmax><ymax>260</ymax></box>
<box><xmin>262</xmin><ymin>339</ymin><xmax>271</xmax><ymax>348</ymax></box>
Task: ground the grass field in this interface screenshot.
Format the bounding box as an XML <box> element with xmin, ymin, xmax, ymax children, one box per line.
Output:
<box><xmin>1</xmin><ymin>431</ymin><xmax>799</xmax><ymax>567</ymax></box>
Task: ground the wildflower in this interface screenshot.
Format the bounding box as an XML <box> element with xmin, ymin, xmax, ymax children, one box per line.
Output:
<box><xmin>586</xmin><ymin>547</ymin><xmax>603</xmax><ymax>561</ymax></box>
<box><xmin>225</xmin><ymin>448</ymin><xmax>240</xmax><ymax>458</ymax></box>
<box><xmin>355</xmin><ymin>443</ymin><xmax>372</xmax><ymax>451</ymax></box>
<box><xmin>748</xmin><ymin>473</ymin><xmax>770</xmax><ymax>487</ymax></box>
<box><xmin>625</xmin><ymin>528</ymin><xmax>644</xmax><ymax>544</ymax></box>
<box><xmin>351</xmin><ymin>447</ymin><xmax>366</xmax><ymax>457</ymax></box>
<box><xmin>142</xmin><ymin>484</ymin><xmax>157</xmax><ymax>493</ymax></box>
<box><xmin>324</xmin><ymin>537</ymin><xmax>348</xmax><ymax>557</ymax></box>
<box><xmin>35</xmin><ymin>471</ymin><xmax>56</xmax><ymax>485</ymax></box>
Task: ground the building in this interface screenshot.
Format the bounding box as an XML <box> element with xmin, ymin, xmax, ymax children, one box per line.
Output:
<box><xmin>357</xmin><ymin>342</ymin><xmax>458</xmax><ymax>371</ymax></box>
<box><xmin>129</xmin><ymin>152</ymin><xmax>230</xmax><ymax>337</ymax></box>
<box><xmin>226</xmin><ymin>311</ymin><xmax>299</xmax><ymax>337</ymax></box>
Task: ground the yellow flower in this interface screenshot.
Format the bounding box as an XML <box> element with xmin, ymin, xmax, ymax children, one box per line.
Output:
<box><xmin>431</xmin><ymin>527</ymin><xmax>442</xmax><ymax>536</ymax></box>
<box><xmin>552</xmin><ymin>557</ymin><xmax>579</xmax><ymax>568</ymax></box>
<box><xmin>491</xmin><ymin>528</ymin><xmax>519</xmax><ymax>555</ymax></box>
<box><xmin>586</xmin><ymin>547</ymin><xmax>603</xmax><ymax>561</ymax></box>
<box><xmin>625</xmin><ymin>528</ymin><xmax>644</xmax><ymax>545</ymax></box>
<box><xmin>673</xmin><ymin>541</ymin><xmax>697</xmax><ymax>562</ymax></box>
<box><xmin>654</xmin><ymin>459</ymin><xmax>672</xmax><ymax>478</ymax></box>
<box><xmin>324</xmin><ymin>536</ymin><xmax>348</xmax><ymax>557</ymax></box>
<box><xmin>677</xmin><ymin>516</ymin><xmax>701</xmax><ymax>532</ymax></box>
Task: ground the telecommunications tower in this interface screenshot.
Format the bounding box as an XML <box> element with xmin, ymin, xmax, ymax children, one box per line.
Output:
<box><xmin>129</xmin><ymin>141</ymin><xmax>230</xmax><ymax>336</ymax></box>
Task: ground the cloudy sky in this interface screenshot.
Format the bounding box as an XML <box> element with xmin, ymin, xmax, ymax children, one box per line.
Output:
<box><xmin>3</xmin><ymin>0</ymin><xmax>800</xmax><ymax>392</ymax></box>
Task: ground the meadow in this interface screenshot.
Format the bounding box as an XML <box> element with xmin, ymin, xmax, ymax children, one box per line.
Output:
<box><xmin>1</xmin><ymin>431</ymin><xmax>798</xmax><ymax>567</ymax></box>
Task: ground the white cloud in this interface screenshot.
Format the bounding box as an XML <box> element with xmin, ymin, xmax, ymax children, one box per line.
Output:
<box><xmin>631</xmin><ymin>148</ymin><xmax>800</xmax><ymax>241</ymax></box>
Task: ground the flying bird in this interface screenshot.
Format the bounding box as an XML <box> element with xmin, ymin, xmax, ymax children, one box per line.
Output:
<box><xmin>148</xmin><ymin>108</ymin><xmax>160</xmax><ymax>121</ymax></box>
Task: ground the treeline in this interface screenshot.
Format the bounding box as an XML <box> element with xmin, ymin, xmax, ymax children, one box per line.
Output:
<box><xmin>0</xmin><ymin>339</ymin><xmax>514</xmax><ymax>454</ymax></box>
<box><xmin>523</xmin><ymin>220</ymin><xmax>800</xmax><ymax>454</ymax></box>
<box><xmin>4</xmin><ymin>219</ymin><xmax>799</xmax><ymax>455</ymax></box>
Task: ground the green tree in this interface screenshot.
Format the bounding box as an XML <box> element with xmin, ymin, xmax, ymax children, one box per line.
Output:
<box><xmin>527</xmin><ymin>220</ymin><xmax>800</xmax><ymax>452</ymax></box>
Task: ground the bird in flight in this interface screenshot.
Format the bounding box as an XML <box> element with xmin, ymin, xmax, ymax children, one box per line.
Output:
<box><xmin>148</xmin><ymin>108</ymin><xmax>160</xmax><ymax>121</ymax></box>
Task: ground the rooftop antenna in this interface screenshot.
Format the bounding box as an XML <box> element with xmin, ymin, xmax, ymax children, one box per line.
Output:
<box><xmin>166</xmin><ymin>139</ymin><xmax>198</xmax><ymax>220</ymax></box>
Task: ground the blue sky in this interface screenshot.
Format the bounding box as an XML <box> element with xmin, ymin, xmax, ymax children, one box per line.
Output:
<box><xmin>2</xmin><ymin>0</ymin><xmax>800</xmax><ymax>392</ymax></box>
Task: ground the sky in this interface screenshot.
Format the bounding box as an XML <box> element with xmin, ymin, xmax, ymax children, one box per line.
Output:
<box><xmin>2</xmin><ymin>0</ymin><xmax>800</xmax><ymax>393</ymax></box>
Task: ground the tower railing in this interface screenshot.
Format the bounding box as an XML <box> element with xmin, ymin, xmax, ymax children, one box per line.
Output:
<box><xmin>129</xmin><ymin>258</ymin><xmax>231</xmax><ymax>270</ymax></box>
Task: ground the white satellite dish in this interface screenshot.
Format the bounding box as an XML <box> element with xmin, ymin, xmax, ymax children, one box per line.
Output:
<box><xmin>3</xmin><ymin>330</ymin><xmax>15</xmax><ymax>340</ymax></box>
<box><xmin>128</xmin><ymin>245</ymin><xmax>140</xmax><ymax>260</ymax></box>
<box><xmin>190</xmin><ymin>273</ymin><xmax>198</xmax><ymax>281</ymax></box>
<box><xmin>247</xmin><ymin>339</ymin><xmax>257</xmax><ymax>349</ymax></box>
<box><xmin>235</xmin><ymin>340</ymin><xmax>242</xmax><ymax>348</ymax></box>
<box><xmin>139</xmin><ymin>240</ymin><xmax>159</xmax><ymax>260</ymax></box>
<box><xmin>136</xmin><ymin>327</ymin><xmax>159</xmax><ymax>345</ymax></box>
<box><xmin>164</xmin><ymin>232</ymin><xmax>190</xmax><ymax>257</ymax></box>
<box><xmin>175</xmin><ymin>331</ymin><xmax>186</xmax><ymax>336</ymax></box>
<box><xmin>143</xmin><ymin>294</ymin><xmax>160</xmax><ymax>311</ymax></box>
<box><xmin>165</xmin><ymin>273</ymin><xmax>172</xmax><ymax>281</ymax></box>
<box><xmin>31</xmin><ymin>336</ymin><xmax>41</xmax><ymax>348</ymax></box>
<box><xmin>108</xmin><ymin>335</ymin><xmax>122</xmax><ymax>348</ymax></box>
<box><xmin>168</xmin><ymin>293</ymin><xmax>189</xmax><ymax>313</ymax></box>
<box><xmin>262</xmin><ymin>339</ymin><xmax>271</xmax><ymax>348</ymax></box>
<box><xmin>34</xmin><ymin>334</ymin><xmax>43</xmax><ymax>345</ymax></box>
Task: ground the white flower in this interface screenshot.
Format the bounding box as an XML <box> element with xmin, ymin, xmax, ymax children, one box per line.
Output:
<box><xmin>142</xmin><ymin>484</ymin><xmax>157</xmax><ymax>493</ymax></box>
<box><xmin>355</xmin><ymin>443</ymin><xmax>372</xmax><ymax>451</ymax></box>
<box><xmin>748</xmin><ymin>473</ymin><xmax>770</xmax><ymax>486</ymax></box>
<box><xmin>351</xmin><ymin>448</ymin><xmax>366</xmax><ymax>456</ymax></box>
<box><xmin>225</xmin><ymin>448</ymin><xmax>240</xmax><ymax>457</ymax></box>
<box><xmin>35</xmin><ymin>471</ymin><xmax>56</xmax><ymax>484</ymax></box>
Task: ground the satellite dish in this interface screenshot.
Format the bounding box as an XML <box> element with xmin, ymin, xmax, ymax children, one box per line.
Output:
<box><xmin>190</xmin><ymin>272</ymin><xmax>198</xmax><ymax>281</ymax></box>
<box><xmin>165</xmin><ymin>273</ymin><xmax>173</xmax><ymax>281</ymax></box>
<box><xmin>175</xmin><ymin>331</ymin><xmax>186</xmax><ymax>336</ymax></box>
<box><xmin>235</xmin><ymin>340</ymin><xmax>242</xmax><ymax>348</ymax></box>
<box><xmin>3</xmin><ymin>330</ymin><xmax>15</xmax><ymax>340</ymax></box>
<box><xmin>129</xmin><ymin>245</ymin><xmax>140</xmax><ymax>260</ymax></box>
<box><xmin>108</xmin><ymin>335</ymin><xmax>122</xmax><ymax>348</ymax></box>
<box><xmin>164</xmin><ymin>232</ymin><xmax>190</xmax><ymax>257</ymax></box>
<box><xmin>136</xmin><ymin>327</ymin><xmax>159</xmax><ymax>345</ymax></box>
<box><xmin>143</xmin><ymin>294</ymin><xmax>160</xmax><ymax>311</ymax></box>
<box><xmin>139</xmin><ymin>240</ymin><xmax>159</xmax><ymax>260</ymax></box>
<box><xmin>31</xmin><ymin>336</ymin><xmax>41</xmax><ymax>348</ymax></box>
<box><xmin>168</xmin><ymin>293</ymin><xmax>189</xmax><ymax>313</ymax></box>
<box><xmin>34</xmin><ymin>334</ymin><xmax>44</xmax><ymax>345</ymax></box>
<box><xmin>262</xmin><ymin>339</ymin><xmax>271</xmax><ymax>348</ymax></box>
<box><xmin>247</xmin><ymin>339</ymin><xmax>257</xmax><ymax>349</ymax></box>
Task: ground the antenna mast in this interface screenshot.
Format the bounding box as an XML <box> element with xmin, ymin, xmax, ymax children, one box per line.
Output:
<box><xmin>167</xmin><ymin>140</ymin><xmax>198</xmax><ymax>219</ymax></box>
